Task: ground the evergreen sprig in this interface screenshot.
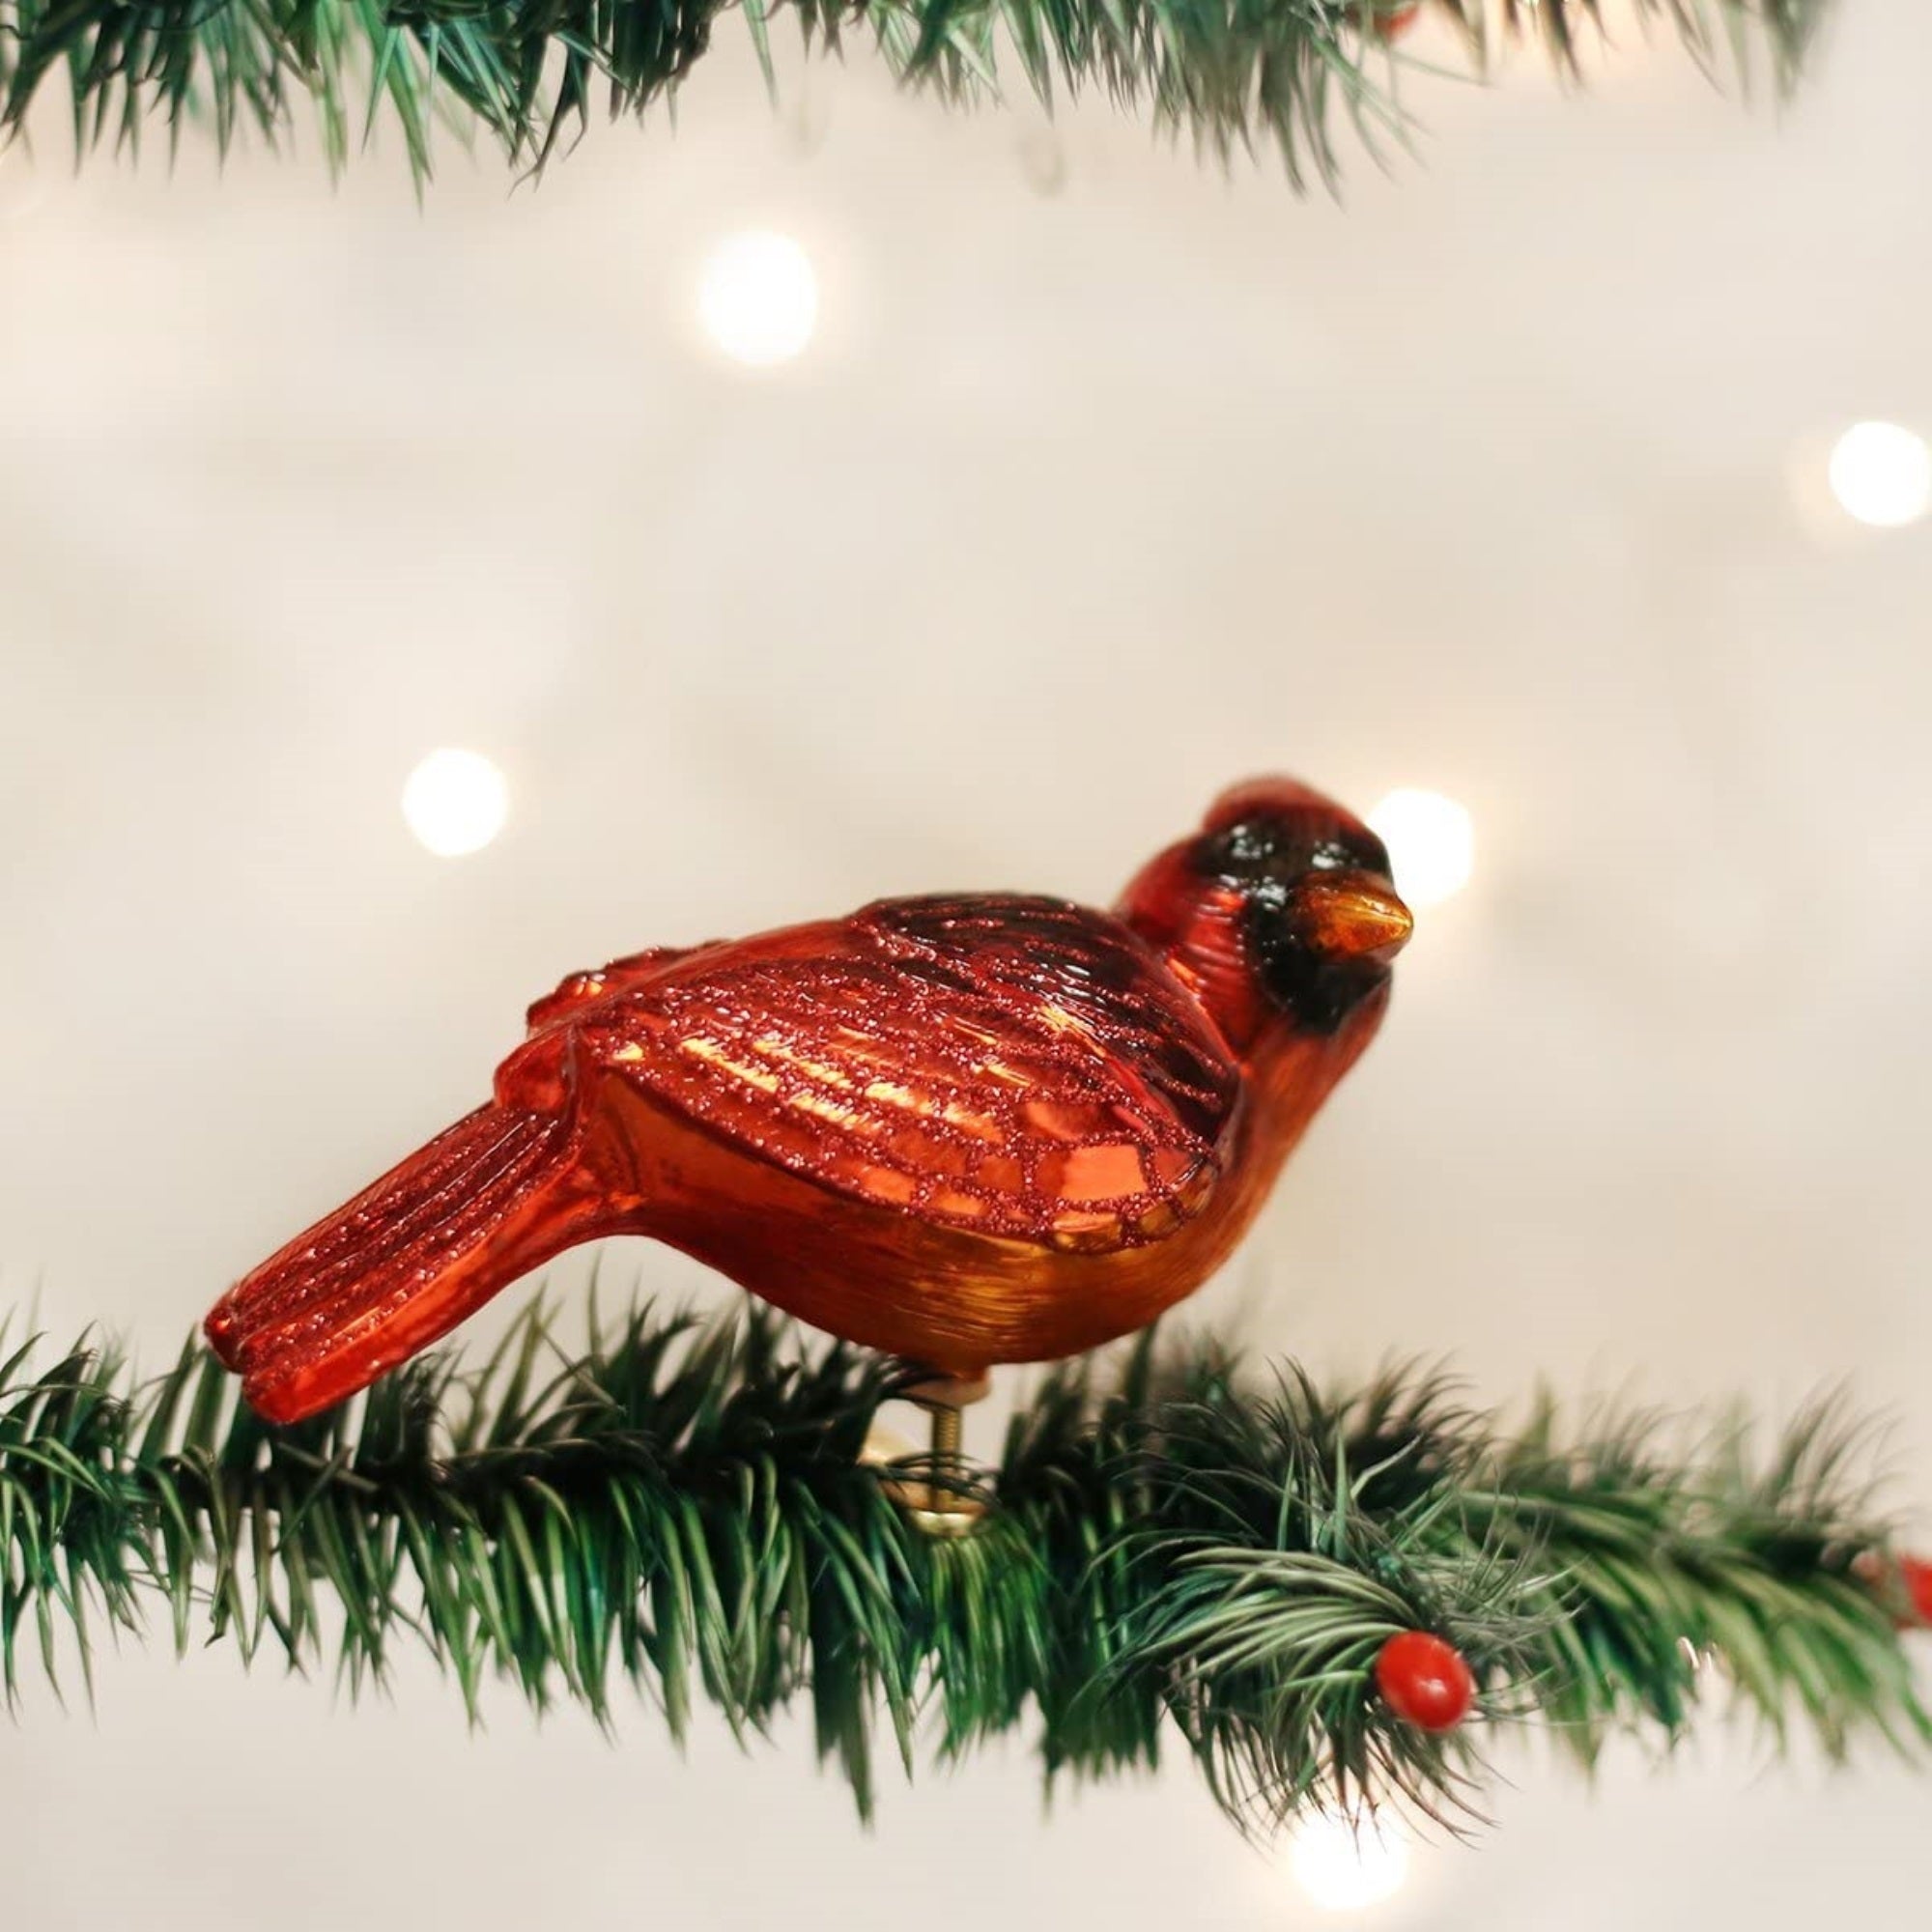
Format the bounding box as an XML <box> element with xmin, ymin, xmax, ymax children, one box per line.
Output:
<box><xmin>0</xmin><ymin>1298</ymin><xmax>1923</xmax><ymax>1830</ymax></box>
<box><xmin>0</xmin><ymin>0</ymin><xmax>1833</xmax><ymax>185</ymax></box>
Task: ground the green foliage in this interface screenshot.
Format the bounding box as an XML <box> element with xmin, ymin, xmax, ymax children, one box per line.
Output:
<box><xmin>0</xmin><ymin>1298</ymin><xmax>1922</xmax><ymax>1829</ymax></box>
<box><xmin>0</xmin><ymin>0</ymin><xmax>1832</xmax><ymax>185</ymax></box>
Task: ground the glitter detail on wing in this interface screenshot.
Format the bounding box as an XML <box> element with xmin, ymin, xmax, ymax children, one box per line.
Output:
<box><xmin>573</xmin><ymin>895</ymin><xmax>1241</xmax><ymax>1251</ymax></box>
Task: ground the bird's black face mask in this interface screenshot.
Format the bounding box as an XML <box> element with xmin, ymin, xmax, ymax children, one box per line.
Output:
<box><xmin>1195</xmin><ymin>814</ymin><xmax>1411</xmax><ymax>1034</ymax></box>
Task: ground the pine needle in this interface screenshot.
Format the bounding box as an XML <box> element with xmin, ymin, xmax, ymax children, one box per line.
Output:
<box><xmin>0</xmin><ymin>1295</ymin><xmax>1921</xmax><ymax>1831</ymax></box>
<box><xmin>0</xmin><ymin>1</ymin><xmax>1834</xmax><ymax>185</ymax></box>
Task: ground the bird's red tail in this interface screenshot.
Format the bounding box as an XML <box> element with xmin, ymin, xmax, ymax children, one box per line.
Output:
<box><xmin>205</xmin><ymin>1103</ymin><xmax>598</xmax><ymax>1425</ymax></box>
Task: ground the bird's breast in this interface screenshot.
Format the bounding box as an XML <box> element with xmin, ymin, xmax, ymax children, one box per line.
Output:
<box><xmin>577</xmin><ymin>1076</ymin><xmax>1275</xmax><ymax>1373</ymax></box>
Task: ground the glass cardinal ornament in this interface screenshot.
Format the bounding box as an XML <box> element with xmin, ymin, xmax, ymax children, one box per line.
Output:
<box><xmin>207</xmin><ymin>778</ymin><xmax>1412</xmax><ymax>1423</ymax></box>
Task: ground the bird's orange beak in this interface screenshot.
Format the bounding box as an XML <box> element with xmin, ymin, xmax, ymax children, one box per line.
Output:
<box><xmin>1291</xmin><ymin>870</ymin><xmax>1413</xmax><ymax>967</ymax></box>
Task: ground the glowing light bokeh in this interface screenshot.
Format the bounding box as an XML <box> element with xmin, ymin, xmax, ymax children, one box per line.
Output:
<box><xmin>401</xmin><ymin>749</ymin><xmax>510</xmax><ymax>858</ymax></box>
<box><xmin>1289</xmin><ymin>1814</ymin><xmax>1412</xmax><ymax>1913</ymax></box>
<box><xmin>1827</xmin><ymin>421</ymin><xmax>1931</xmax><ymax>528</ymax></box>
<box><xmin>697</xmin><ymin>232</ymin><xmax>820</xmax><ymax>367</ymax></box>
<box><xmin>1369</xmin><ymin>788</ymin><xmax>1475</xmax><ymax>910</ymax></box>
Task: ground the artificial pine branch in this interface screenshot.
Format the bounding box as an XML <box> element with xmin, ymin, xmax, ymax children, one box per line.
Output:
<box><xmin>0</xmin><ymin>1298</ymin><xmax>1922</xmax><ymax>1830</ymax></box>
<box><xmin>0</xmin><ymin>0</ymin><xmax>1832</xmax><ymax>185</ymax></box>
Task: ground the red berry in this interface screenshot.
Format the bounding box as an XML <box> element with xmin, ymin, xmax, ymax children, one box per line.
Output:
<box><xmin>1860</xmin><ymin>1549</ymin><xmax>1932</xmax><ymax>1629</ymax></box>
<box><xmin>1373</xmin><ymin>4</ymin><xmax>1421</xmax><ymax>41</ymax></box>
<box><xmin>1375</xmin><ymin>1630</ymin><xmax>1475</xmax><ymax>1732</ymax></box>
<box><xmin>1902</xmin><ymin>1555</ymin><xmax>1932</xmax><ymax>1628</ymax></box>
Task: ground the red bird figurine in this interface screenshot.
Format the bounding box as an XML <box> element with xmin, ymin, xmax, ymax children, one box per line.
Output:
<box><xmin>207</xmin><ymin>778</ymin><xmax>1411</xmax><ymax>1425</ymax></box>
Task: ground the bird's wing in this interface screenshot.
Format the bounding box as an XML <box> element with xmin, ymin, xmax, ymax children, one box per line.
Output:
<box><xmin>569</xmin><ymin>895</ymin><xmax>1243</xmax><ymax>1252</ymax></box>
<box><xmin>525</xmin><ymin>944</ymin><xmax>716</xmax><ymax>1032</ymax></box>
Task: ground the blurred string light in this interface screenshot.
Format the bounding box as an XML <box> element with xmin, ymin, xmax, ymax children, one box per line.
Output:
<box><xmin>1369</xmin><ymin>788</ymin><xmax>1474</xmax><ymax>910</ymax></box>
<box><xmin>1288</xmin><ymin>1813</ymin><xmax>1412</xmax><ymax>1913</ymax></box>
<box><xmin>697</xmin><ymin>232</ymin><xmax>819</xmax><ymax>367</ymax></box>
<box><xmin>1827</xmin><ymin>420</ymin><xmax>1931</xmax><ymax>528</ymax></box>
<box><xmin>402</xmin><ymin>749</ymin><xmax>510</xmax><ymax>857</ymax></box>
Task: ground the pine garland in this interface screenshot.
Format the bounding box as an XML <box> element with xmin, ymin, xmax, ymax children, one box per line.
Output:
<box><xmin>0</xmin><ymin>1</ymin><xmax>1832</xmax><ymax>185</ymax></box>
<box><xmin>0</xmin><ymin>1298</ymin><xmax>1922</xmax><ymax>1829</ymax></box>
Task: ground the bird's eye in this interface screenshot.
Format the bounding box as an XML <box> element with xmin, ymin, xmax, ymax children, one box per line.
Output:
<box><xmin>1218</xmin><ymin>822</ymin><xmax>1280</xmax><ymax>867</ymax></box>
<box><xmin>1310</xmin><ymin>831</ymin><xmax>1393</xmax><ymax>877</ymax></box>
<box><xmin>1202</xmin><ymin>819</ymin><xmax>1392</xmax><ymax>890</ymax></box>
<box><xmin>1198</xmin><ymin>821</ymin><xmax>1280</xmax><ymax>882</ymax></box>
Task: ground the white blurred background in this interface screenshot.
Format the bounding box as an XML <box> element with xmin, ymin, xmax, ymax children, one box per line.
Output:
<box><xmin>2</xmin><ymin>2</ymin><xmax>1930</xmax><ymax>1925</ymax></box>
